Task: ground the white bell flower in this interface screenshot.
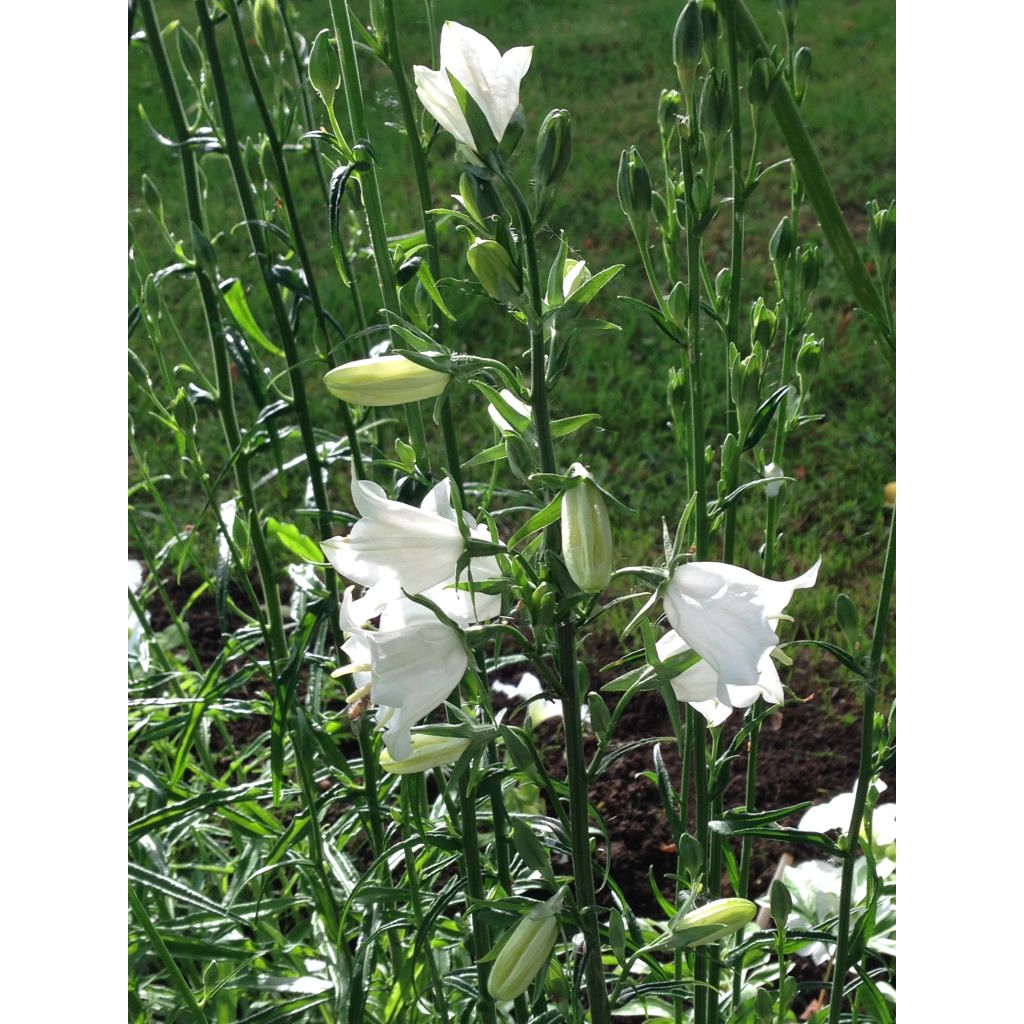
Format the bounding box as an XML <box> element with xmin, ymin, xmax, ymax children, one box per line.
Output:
<box><xmin>321</xmin><ymin>478</ymin><xmax>470</xmax><ymax>614</ymax></box>
<box><xmin>656</xmin><ymin>628</ymin><xmax>784</xmax><ymax>725</ymax></box>
<box><xmin>414</xmin><ymin>21</ymin><xmax>533</xmax><ymax>155</ymax></box>
<box><xmin>338</xmin><ymin>587</ymin><xmax>469</xmax><ymax>761</ymax></box>
<box><xmin>663</xmin><ymin>559</ymin><xmax>820</xmax><ymax>691</ymax></box>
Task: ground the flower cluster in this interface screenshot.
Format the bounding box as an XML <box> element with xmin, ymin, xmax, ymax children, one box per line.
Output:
<box><xmin>322</xmin><ymin>478</ymin><xmax>501</xmax><ymax>761</ymax></box>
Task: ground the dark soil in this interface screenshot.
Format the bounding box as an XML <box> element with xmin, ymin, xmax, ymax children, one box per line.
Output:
<box><xmin>143</xmin><ymin>570</ymin><xmax>893</xmax><ymax>1010</ymax></box>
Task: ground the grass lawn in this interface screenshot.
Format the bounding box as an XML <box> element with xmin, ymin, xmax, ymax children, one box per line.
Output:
<box><xmin>129</xmin><ymin>0</ymin><xmax>894</xmax><ymax>648</ymax></box>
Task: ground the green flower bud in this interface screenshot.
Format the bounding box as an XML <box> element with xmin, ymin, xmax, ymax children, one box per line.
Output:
<box><xmin>748</xmin><ymin>57</ymin><xmax>775</xmax><ymax>109</ymax></box>
<box><xmin>533</xmin><ymin>109</ymin><xmax>573</xmax><ymax>193</ymax></box>
<box><xmin>379</xmin><ymin>733</ymin><xmax>470</xmax><ymax>774</ymax></box>
<box><xmin>699</xmin><ymin>70</ymin><xmax>730</xmax><ymax>141</ymax></box>
<box><xmin>690</xmin><ymin>170</ymin><xmax>709</xmax><ymax>217</ymax></box>
<box><xmin>561</xmin><ymin>464</ymin><xmax>613</xmax><ymax>593</ymax></box>
<box><xmin>659</xmin><ymin>88</ymin><xmax>682</xmax><ymax>140</ymax></box>
<box><xmin>793</xmin><ymin>45</ymin><xmax>812</xmax><ymax>102</ymax></box>
<box><xmin>675</xmin><ymin>898</ymin><xmax>756</xmax><ymax>947</ymax></box>
<box><xmin>796</xmin><ymin>333</ymin><xmax>823</xmax><ymax>383</ymax></box>
<box><xmin>750</xmin><ymin>298</ymin><xmax>777</xmax><ymax>347</ymax></box>
<box><xmin>529</xmin><ymin>581</ymin><xmax>556</xmax><ymax>631</ymax></box>
<box><xmin>799</xmin><ymin>244</ymin><xmax>821</xmax><ymax>292</ymax></box>
<box><xmin>487</xmin><ymin>890</ymin><xmax>565</xmax><ymax>1002</ymax></box>
<box><xmin>769</xmin><ymin>880</ymin><xmax>793</xmax><ymax>927</ymax></box>
<box><xmin>617</xmin><ymin>146</ymin><xmax>652</xmax><ymax>227</ymax></box>
<box><xmin>323</xmin><ymin>354</ymin><xmax>449</xmax><ymax>406</ymax></box>
<box><xmin>252</xmin><ymin>0</ymin><xmax>284</xmax><ymax>58</ymax></box>
<box><xmin>468</xmin><ymin>238</ymin><xmax>522</xmax><ymax>304</ymax></box>
<box><xmin>308</xmin><ymin>29</ymin><xmax>341</xmax><ymax>108</ymax></box>
<box><xmin>673</xmin><ymin>2</ymin><xmax>703</xmax><ymax>91</ymax></box>
<box><xmin>177</xmin><ymin>27</ymin><xmax>205</xmax><ymax>85</ymax></box>
<box><xmin>458</xmin><ymin>172</ymin><xmax>504</xmax><ymax>227</ymax></box>
<box><xmin>668</xmin><ymin>281</ymin><xmax>689</xmax><ymax>330</ymax></box>
<box><xmin>769</xmin><ymin>217</ymin><xmax>794</xmax><ymax>264</ymax></box>
<box><xmin>715</xmin><ymin>267</ymin><xmax>731</xmax><ymax>305</ymax></box>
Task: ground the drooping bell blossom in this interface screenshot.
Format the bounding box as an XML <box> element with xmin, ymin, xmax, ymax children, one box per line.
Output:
<box><xmin>321</xmin><ymin>478</ymin><xmax>472</xmax><ymax>617</ymax></box>
<box><xmin>655</xmin><ymin>629</ymin><xmax>784</xmax><ymax>726</ymax></box>
<box><xmin>414</xmin><ymin>21</ymin><xmax>532</xmax><ymax>155</ymax></box>
<box><xmin>663</xmin><ymin>559</ymin><xmax>820</xmax><ymax>692</ymax></box>
<box><xmin>338</xmin><ymin>586</ymin><xmax>469</xmax><ymax>761</ymax></box>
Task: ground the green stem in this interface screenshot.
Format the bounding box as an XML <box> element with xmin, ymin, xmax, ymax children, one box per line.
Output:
<box><xmin>458</xmin><ymin>772</ymin><xmax>498</xmax><ymax>1024</ymax></box>
<box><xmin>826</xmin><ymin>508</ymin><xmax>895</xmax><ymax>1023</ymax></box>
<box><xmin>717</xmin><ymin>0</ymin><xmax>893</xmax><ymax>370</ymax></box>
<box><xmin>382</xmin><ymin>0</ymin><xmax>464</xmax><ymax>498</ymax></box>
<box><xmin>223</xmin><ymin>1</ymin><xmax>365</xmax><ymax>483</ymax></box>
<box><xmin>141</xmin><ymin>0</ymin><xmax>286</xmax><ymax>666</ymax></box>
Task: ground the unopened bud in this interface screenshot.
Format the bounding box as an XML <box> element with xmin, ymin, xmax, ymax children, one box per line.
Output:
<box><xmin>323</xmin><ymin>354</ymin><xmax>449</xmax><ymax>406</ymax></box>
<box><xmin>379</xmin><ymin>733</ymin><xmax>470</xmax><ymax>774</ymax></box>
<box><xmin>562</xmin><ymin>258</ymin><xmax>591</xmax><ymax>300</ymax></box>
<box><xmin>799</xmin><ymin>244</ymin><xmax>821</xmax><ymax>292</ymax></box>
<box><xmin>769</xmin><ymin>217</ymin><xmax>794</xmax><ymax>264</ymax></box>
<box><xmin>458</xmin><ymin>172</ymin><xmax>504</xmax><ymax>226</ymax></box>
<box><xmin>252</xmin><ymin>0</ymin><xmax>284</xmax><ymax>58</ymax></box>
<box><xmin>748</xmin><ymin>57</ymin><xmax>775</xmax><ymax>109</ymax></box>
<box><xmin>674</xmin><ymin>898</ymin><xmax>756</xmax><ymax>947</ymax></box>
<box><xmin>561</xmin><ymin>464</ymin><xmax>613</xmax><ymax>593</ymax></box>
<box><xmin>668</xmin><ymin>281</ymin><xmax>689</xmax><ymax>329</ymax></box>
<box><xmin>177</xmin><ymin>28</ymin><xmax>205</xmax><ymax>84</ymax></box>
<box><xmin>468</xmin><ymin>238</ymin><xmax>522</xmax><ymax>304</ymax></box>
<box><xmin>533</xmin><ymin>109</ymin><xmax>573</xmax><ymax>193</ymax></box>
<box><xmin>751</xmin><ymin>298</ymin><xmax>778</xmax><ymax>346</ymax></box>
<box><xmin>617</xmin><ymin>147</ymin><xmax>653</xmax><ymax>227</ymax></box>
<box><xmin>659</xmin><ymin>89</ymin><xmax>682</xmax><ymax>140</ymax></box>
<box><xmin>883</xmin><ymin>481</ymin><xmax>896</xmax><ymax>509</ymax></box>
<box><xmin>700</xmin><ymin>70</ymin><xmax>731</xmax><ymax>140</ymax></box>
<box><xmin>796</xmin><ymin>333</ymin><xmax>823</xmax><ymax>383</ymax></box>
<box><xmin>673</xmin><ymin>2</ymin><xmax>703</xmax><ymax>91</ymax></box>
<box><xmin>308</xmin><ymin>29</ymin><xmax>341</xmax><ymax>108</ymax></box>
<box><xmin>763</xmin><ymin>462</ymin><xmax>784</xmax><ymax>498</ymax></box>
<box><xmin>794</xmin><ymin>46</ymin><xmax>812</xmax><ymax>101</ymax></box>
<box><xmin>487</xmin><ymin>890</ymin><xmax>565</xmax><ymax>1002</ymax></box>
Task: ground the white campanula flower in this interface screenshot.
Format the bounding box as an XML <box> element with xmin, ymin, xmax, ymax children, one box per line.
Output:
<box><xmin>762</xmin><ymin>462</ymin><xmax>785</xmax><ymax>498</ymax></box>
<box><xmin>663</xmin><ymin>559</ymin><xmax>820</xmax><ymax>692</ymax></box>
<box><xmin>655</xmin><ymin>629</ymin><xmax>784</xmax><ymax>725</ymax></box>
<box><xmin>338</xmin><ymin>587</ymin><xmax>469</xmax><ymax>762</ymax></box>
<box><xmin>321</xmin><ymin>478</ymin><xmax>469</xmax><ymax>616</ymax></box>
<box><xmin>414</xmin><ymin>21</ymin><xmax>533</xmax><ymax>155</ymax></box>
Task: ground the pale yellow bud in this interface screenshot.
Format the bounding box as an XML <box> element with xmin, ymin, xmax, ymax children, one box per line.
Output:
<box><xmin>378</xmin><ymin>733</ymin><xmax>471</xmax><ymax>775</ymax></box>
<box><xmin>487</xmin><ymin>890</ymin><xmax>564</xmax><ymax>1002</ymax></box>
<box><xmin>323</xmin><ymin>354</ymin><xmax>449</xmax><ymax>406</ymax></box>
<box><xmin>675</xmin><ymin>898</ymin><xmax>757</xmax><ymax>947</ymax></box>
<box><xmin>884</xmin><ymin>481</ymin><xmax>896</xmax><ymax>508</ymax></box>
<box><xmin>561</xmin><ymin>464</ymin><xmax>613</xmax><ymax>593</ymax></box>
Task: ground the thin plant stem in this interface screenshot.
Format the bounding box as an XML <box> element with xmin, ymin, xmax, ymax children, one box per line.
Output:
<box><xmin>140</xmin><ymin>0</ymin><xmax>286</xmax><ymax>667</ymax></box>
<box><xmin>826</xmin><ymin>508</ymin><xmax>895</xmax><ymax>1023</ymax></box>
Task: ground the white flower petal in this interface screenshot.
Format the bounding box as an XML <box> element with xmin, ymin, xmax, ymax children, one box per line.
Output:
<box><xmin>414</xmin><ymin>65</ymin><xmax>475</xmax><ymax>147</ymax></box>
<box><xmin>689</xmin><ymin>698</ymin><xmax>734</xmax><ymax>726</ymax></box>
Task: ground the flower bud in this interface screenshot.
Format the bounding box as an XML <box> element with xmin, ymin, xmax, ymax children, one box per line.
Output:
<box><xmin>748</xmin><ymin>57</ymin><xmax>775</xmax><ymax>109</ymax></box>
<box><xmin>750</xmin><ymin>298</ymin><xmax>778</xmax><ymax>347</ymax></box>
<box><xmin>323</xmin><ymin>354</ymin><xmax>449</xmax><ymax>406</ymax></box>
<box><xmin>379</xmin><ymin>733</ymin><xmax>470</xmax><ymax>774</ymax></box>
<box><xmin>667</xmin><ymin>281</ymin><xmax>689</xmax><ymax>330</ymax></box>
<box><xmin>617</xmin><ymin>147</ymin><xmax>652</xmax><ymax>227</ymax></box>
<box><xmin>562</xmin><ymin>258</ymin><xmax>591</xmax><ymax>300</ymax></box>
<box><xmin>675</xmin><ymin>898</ymin><xmax>756</xmax><ymax>947</ymax></box>
<box><xmin>763</xmin><ymin>462</ymin><xmax>784</xmax><ymax>498</ymax></box>
<box><xmin>673</xmin><ymin>1</ymin><xmax>703</xmax><ymax>92</ymax></box>
<box><xmin>468</xmin><ymin>238</ymin><xmax>522</xmax><ymax>304</ymax></box>
<box><xmin>769</xmin><ymin>217</ymin><xmax>794</xmax><ymax>265</ymax></box>
<box><xmin>799</xmin><ymin>244</ymin><xmax>822</xmax><ymax>293</ymax></box>
<box><xmin>561</xmin><ymin>464</ymin><xmax>613</xmax><ymax>593</ymax></box>
<box><xmin>699</xmin><ymin>70</ymin><xmax>730</xmax><ymax>141</ymax></box>
<box><xmin>533</xmin><ymin>109</ymin><xmax>573</xmax><ymax>193</ymax></box>
<box><xmin>794</xmin><ymin>45</ymin><xmax>813</xmax><ymax>102</ymax></box>
<box><xmin>308</xmin><ymin>29</ymin><xmax>341</xmax><ymax>108</ymax></box>
<box><xmin>883</xmin><ymin>481</ymin><xmax>896</xmax><ymax>509</ymax></box>
<box><xmin>177</xmin><ymin>28</ymin><xmax>205</xmax><ymax>85</ymax></box>
<box><xmin>796</xmin><ymin>333</ymin><xmax>823</xmax><ymax>384</ymax></box>
<box><xmin>659</xmin><ymin>88</ymin><xmax>682</xmax><ymax>140</ymax></box>
<box><xmin>458</xmin><ymin>172</ymin><xmax>504</xmax><ymax>227</ymax></box>
<box><xmin>252</xmin><ymin>0</ymin><xmax>285</xmax><ymax>58</ymax></box>
<box><xmin>487</xmin><ymin>890</ymin><xmax>565</xmax><ymax>1002</ymax></box>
